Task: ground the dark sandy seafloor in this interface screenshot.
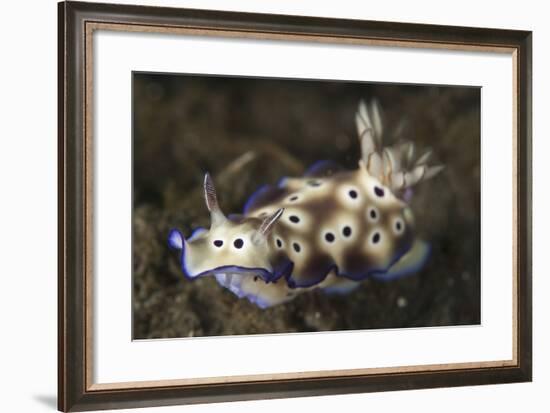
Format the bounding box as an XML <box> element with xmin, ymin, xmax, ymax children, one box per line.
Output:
<box><xmin>132</xmin><ymin>74</ymin><xmax>481</xmax><ymax>339</ymax></box>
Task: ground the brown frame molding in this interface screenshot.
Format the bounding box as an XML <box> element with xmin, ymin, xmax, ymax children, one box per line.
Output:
<box><xmin>58</xmin><ymin>1</ymin><xmax>532</xmax><ymax>411</ymax></box>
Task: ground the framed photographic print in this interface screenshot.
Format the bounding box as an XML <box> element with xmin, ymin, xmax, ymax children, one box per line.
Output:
<box><xmin>58</xmin><ymin>1</ymin><xmax>532</xmax><ymax>411</ymax></box>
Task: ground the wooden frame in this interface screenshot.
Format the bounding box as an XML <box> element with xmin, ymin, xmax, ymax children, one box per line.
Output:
<box><xmin>58</xmin><ymin>1</ymin><xmax>532</xmax><ymax>411</ymax></box>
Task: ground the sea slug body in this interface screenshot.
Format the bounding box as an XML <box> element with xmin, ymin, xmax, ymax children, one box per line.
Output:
<box><xmin>168</xmin><ymin>100</ymin><xmax>443</xmax><ymax>308</ymax></box>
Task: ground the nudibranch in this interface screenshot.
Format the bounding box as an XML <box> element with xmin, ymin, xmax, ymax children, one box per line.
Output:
<box><xmin>168</xmin><ymin>100</ymin><xmax>444</xmax><ymax>308</ymax></box>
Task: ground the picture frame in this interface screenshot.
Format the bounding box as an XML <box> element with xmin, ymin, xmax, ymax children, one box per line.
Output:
<box><xmin>58</xmin><ymin>1</ymin><xmax>532</xmax><ymax>411</ymax></box>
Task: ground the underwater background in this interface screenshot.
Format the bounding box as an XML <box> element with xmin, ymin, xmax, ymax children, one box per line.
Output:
<box><xmin>132</xmin><ymin>73</ymin><xmax>481</xmax><ymax>339</ymax></box>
